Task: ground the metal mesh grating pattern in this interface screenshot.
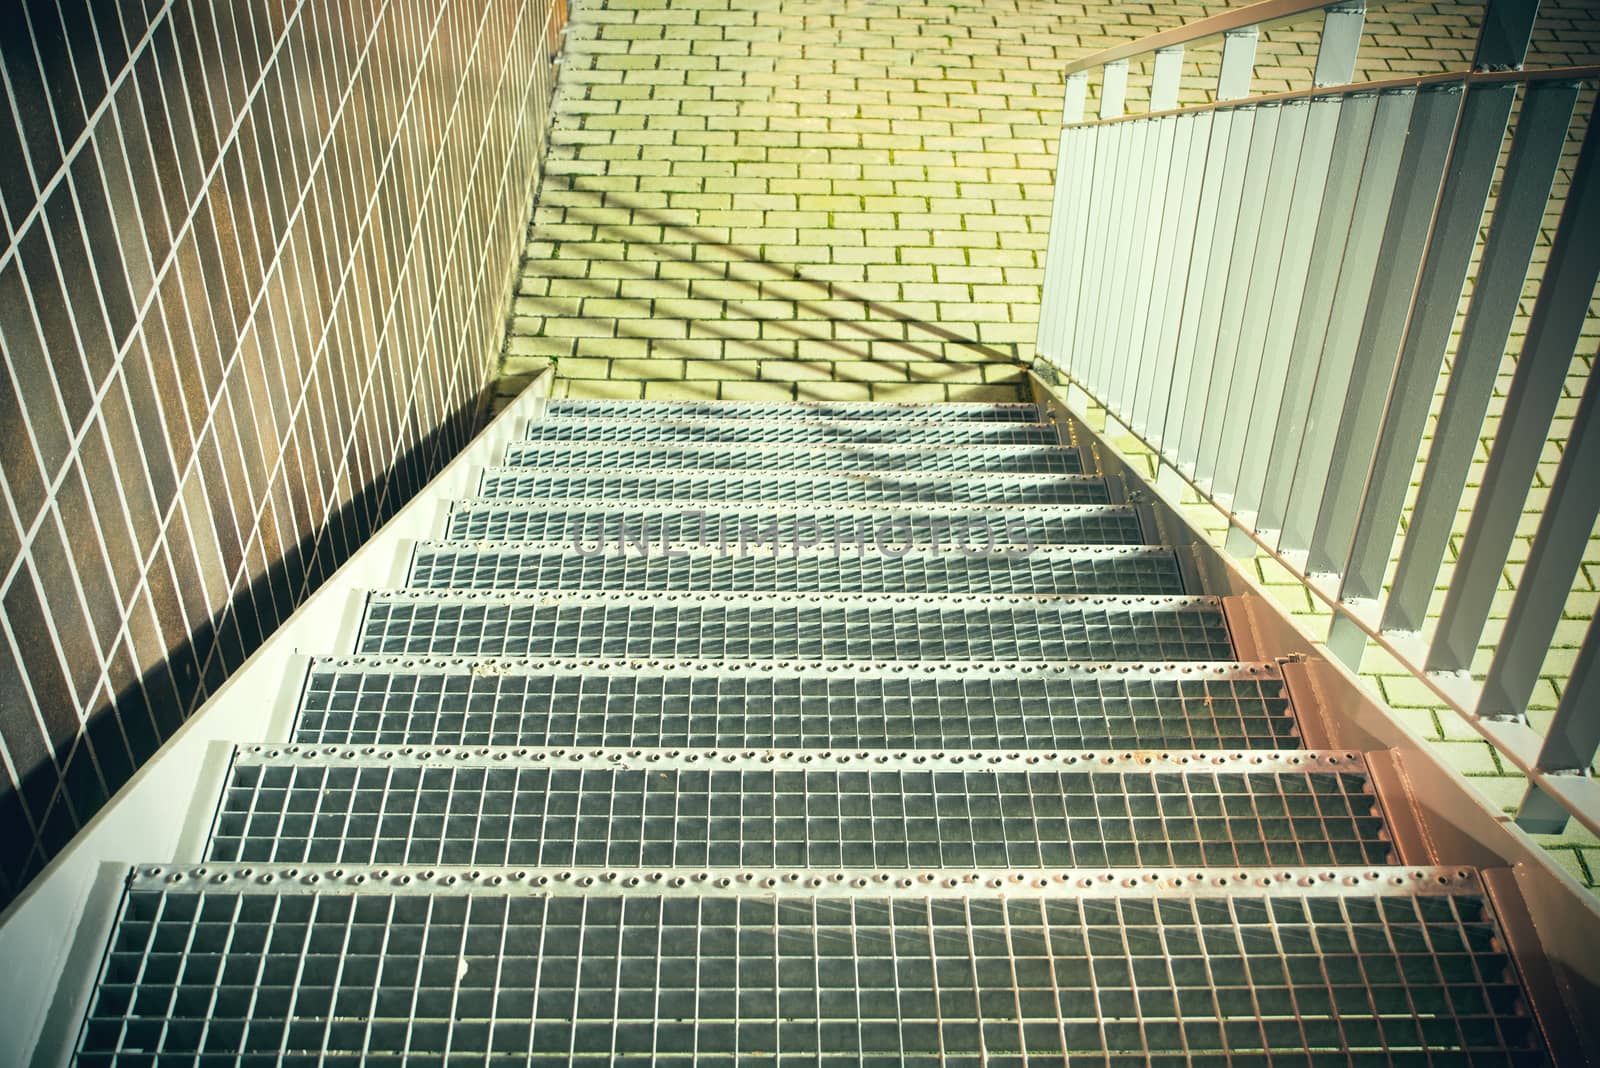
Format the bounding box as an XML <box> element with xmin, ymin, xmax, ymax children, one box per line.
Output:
<box><xmin>445</xmin><ymin>502</ymin><xmax>1148</xmax><ymax>548</ymax></box>
<box><xmin>75</xmin><ymin>877</ymin><xmax>1544</xmax><ymax>1065</ymax></box>
<box><xmin>545</xmin><ymin>399</ymin><xmax>1044</xmax><ymax>422</ymax></box>
<box><xmin>500</xmin><ymin>442</ymin><xmax>1086</xmax><ymax>475</ymax></box>
<box><xmin>292</xmin><ymin>661</ymin><xmax>1302</xmax><ymax>751</ymax></box>
<box><xmin>477</xmin><ymin>469</ymin><xmax>1113</xmax><ymax>505</ymax></box>
<box><xmin>405</xmin><ymin>546</ymin><xmax>1185</xmax><ymax>596</ymax></box>
<box><xmin>357</xmin><ymin>594</ymin><xmax>1234</xmax><ymax>662</ymax></box>
<box><xmin>521</xmin><ymin>419</ymin><xmax>1062</xmax><ymax>447</ymax></box>
<box><xmin>210</xmin><ymin>753</ymin><xmax>1390</xmax><ymax>869</ymax></box>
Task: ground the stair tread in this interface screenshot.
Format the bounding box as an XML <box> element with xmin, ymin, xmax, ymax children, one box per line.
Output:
<box><xmin>209</xmin><ymin>747</ymin><xmax>1391</xmax><ymax>870</ymax></box>
<box><xmin>57</xmin><ymin>394</ymin><xmax>1557</xmax><ymax>1067</ymax></box>
<box><xmin>501</xmin><ymin>441</ymin><xmax>1087</xmax><ymax>474</ymax></box>
<box><xmin>522</xmin><ymin>416</ymin><xmax>1062</xmax><ymax>446</ymax></box>
<box><xmin>357</xmin><ymin>590</ymin><xmax>1234</xmax><ymax>662</ymax></box>
<box><xmin>445</xmin><ymin>499</ymin><xmax>1149</xmax><ymax>546</ymax></box>
<box><xmin>546</xmin><ymin>398</ymin><xmax>1043</xmax><ymax>421</ymax></box>
<box><xmin>80</xmin><ymin>868</ymin><xmax>1545</xmax><ymax>1065</ymax></box>
<box><xmin>404</xmin><ymin>543</ymin><xmax>1186</xmax><ymax>596</ymax></box>
<box><xmin>478</xmin><ymin>467</ymin><xmax>1114</xmax><ymax>505</ymax></box>
<box><xmin>290</xmin><ymin>656</ymin><xmax>1302</xmax><ymax>751</ymax></box>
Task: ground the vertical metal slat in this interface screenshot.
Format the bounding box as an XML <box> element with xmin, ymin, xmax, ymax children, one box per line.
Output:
<box><xmin>1100</xmin><ymin>119</ymin><xmax>1158</xmax><ymax>416</ymax></box>
<box><xmin>1054</xmin><ymin>124</ymin><xmax>1101</xmax><ymax>374</ymax></box>
<box><xmin>1380</xmin><ymin>81</ymin><xmax>1578</xmax><ymax>632</ymax></box>
<box><xmin>1227</xmin><ymin>95</ymin><xmax>1343</xmax><ymax>525</ymax></box>
<box><xmin>1475</xmin><ymin>364</ymin><xmax>1600</xmax><ymax>719</ymax></box>
<box><xmin>1426</xmin><ymin>105</ymin><xmax>1600</xmax><ymax>672</ymax></box>
<box><xmin>1306</xmin><ymin>83</ymin><xmax>1466</xmax><ymax>575</ymax></box>
<box><xmin>1159</xmin><ymin>109</ymin><xmax>1238</xmax><ymax>460</ymax></box>
<box><xmin>1081</xmin><ymin>117</ymin><xmax>1132</xmax><ymax>399</ymax></box>
<box><xmin>1037</xmin><ymin>124</ymin><xmax>1085</xmax><ymax>366</ymax></box>
<box><xmin>1207</xmin><ymin>100</ymin><xmax>1311</xmax><ymax>504</ymax></box>
<box><xmin>1218</xmin><ymin>29</ymin><xmax>1258</xmax><ymax>101</ymax></box>
<box><xmin>1150</xmin><ymin>46</ymin><xmax>1184</xmax><ymax>112</ymax></box>
<box><xmin>1252</xmin><ymin>91</ymin><xmax>1383</xmax><ymax>536</ymax></box>
<box><xmin>1473</xmin><ymin>0</ymin><xmax>1542</xmax><ymax>71</ymax></box>
<box><xmin>1133</xmin><ymin>112</ymin><xmax>1207</xmax><ymax>441</ymax></box>
<box><xmin>1337</xmin><ymin>82</ymin><xmax>1518</xmax><ymax>602</ymax></box>
<box><xmin>1101</xmin><ymin>59</ymin><xmax>1128</xmax><ymax>120</ymax></box>
<box><xmin>1193</xmin><ymin>102</ymin><xmax>1286</xmax><ymax>491</ymax></box>
<box><xmin>1517</xmin><ymin>617</ymin><xmax>1600</xmax><ymax>833</ymax></box>
<box><xmin>1110</xmin><ymin>116</ymin><xmax>1179</xmax><ymax>421</ymax></box>
<box><xmin>1269</xmin><ymin>88</ymin><xmax>1417</xmax><ymax>552</ymax></box>
<box><xmin>1314</xmin><ymin>3</ymin><xmax>1366</xmax><ymax>88</ymax></box>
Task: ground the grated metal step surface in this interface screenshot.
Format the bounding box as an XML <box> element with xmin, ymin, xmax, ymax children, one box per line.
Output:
<box><xmin>291</xmin><ymin>659</ymin><xmax>1303</xmax><ymax>751</ymax></box>
<box><xmin>478</xmin><ymin>468</ymin><xmax>1113</xmax><ymax>505</ymax></box>
<box><xmin>357</xmin><ymin>592</ymin><xmax>1235</xmax><ymax>662</ymax></box>
<box><xmin>74</xmin><ymin>869</ymin><xmax>1545</xmax><ymax>1066</ymax></box>
<box><xmin>500</xmin><ymin>441</ymin><xmax>1087</xmax><ymax>475</ymax></box>
<box><xmin>210</xmin><ymin>749</ymin><xmax>1391</xmax><ymax>870</ymax></box>
<box><xmin>405</xmin><ymin>544</ymin><xmax>1186</xmax><ymax>596</ymax></box>
<box><xmin>522</xmin><ymin>418</ymin><xmax>1063</xmax><ymax>447</ymax></box>
<box><xmin>545</xmin><ymin>398</ymin><xmax>1044</xmax><ymax>422</ymax></box>
<box><xmin>57</xmin><ymin>397</ymin><xmax>1558</xmax><ymax>1066</ymax></box>
<box><xmin>446</xmin><ymin>500</ymin><xmax>1149</xmax><ymax>547</ymax></box>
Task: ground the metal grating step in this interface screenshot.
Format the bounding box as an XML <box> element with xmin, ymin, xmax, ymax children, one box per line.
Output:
<box><xmin>291</xmin><ymin>659</ymin><xmax>1302</xmax><ymax>751</ymax></box>
<box><xmin>545</xmin><ymin>398</ymin><xmax>1044</xmax><ymax>422</ymax></box>
<box><xmin>208</xmin><ymin>749</ymin><xmax>1391</xmax><ymax>870</ymax></box>
<box><xmin>500</xmin><ymin>442</ymin><xmax>1086</xmax><ymax>475</ymax></box>
<box><xmin>521</xmin><ymin>418</ymin><xmax>1061</xmax><ymax>447</ymax></box>
<box><xmin>405</xmin><ymin>544</ymin><xmax>1186</xmax><ymax>596</ymax></box>
<box><xmin>357</xmin><ymin>591</ymin><xmax>1235</xmax><ymax>662</ymax></box>
<box><xmin>74</xmin><ymin>868</ymin><xmax>1545</xmax><ymax>1065</ymax></box>
<box><xmin>446</xmin><ymin>500</ymin><xmax>1149</xmax><ymax>548</ymax></box>
<box><xmin>478</xmin><ymin>468</ymin><xmax>1113</xmax><ymax>506</ymax></box>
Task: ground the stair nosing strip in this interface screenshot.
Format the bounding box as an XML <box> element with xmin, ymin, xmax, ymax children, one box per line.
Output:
<box><xmin>448</xmin><ymin>498</ymin><xmax>1134</xmax><ymax>517</ymax></box>
<box><xmin>127</xmin><ymin>863</ymin><xmax>1483</xmax><ymax>899</ymax></box>
<box><xmin>411</xmin><ymin>541</ymin><xmax>1172</xmax><ymax>558</ymax></box>
<box><xmin>478</xmin><ymin>465</ymin><xmax>1102</xmax><ymax>483</ymax></box>
<box><xmin>504</xmin><ymin>442</ymin><xmax>1083</xmax><ymax>456</ymax></box>
<box><xmin>303</xmin><ymin>654</ymin><xmax>1283</xmax><ymax>678</ymax></box>
<box><xmin>364</xmin><ymin>589</ymin><xmax>1223</xmax><ymax>609</ymax></box>
<box><xmin>524</xmin><ymin>416</ymin><xmax>1058</xmax><ymax>431</ymax></box>
<box><xmin>231</xmin><ymin>744</ymin><xmax>1365</xmax><ymax>775</ymax></box>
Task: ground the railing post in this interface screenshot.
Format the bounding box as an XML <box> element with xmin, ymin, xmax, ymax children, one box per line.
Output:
<box><xmin>1314</xmin><ymin>3</ymin><xmax>1366</xmax><ymax>87</ymax></box>
<box><xmin>1063</xmin><ymin>70</ymin><xmax>1088</xmax><ymax>124</ymax></box>
<box><xmin>1151</xmin><ymin>47</ymin><xmax>1184</xmax><ymax>111</ymax></box>
<box><xmin>1218</xmin><ymin>29</ymin><xmax>1258</xmax><ymax>101</ymax></box>
<box><xmin>1425</xmin><ymin>106</ymin><xmax>1600</xmax><ymax>673</ymax></box>
<box><xmin>1516</xmin><ymin>617</ymin><xmax>1600</xmax><ymax>833</ymax></box>
<box><xmin>1474</xmin><ymin>0</ymin><xmax>1541</xmax><ymax>70</ymax></box>
<box><xmin>1101</xmin><ymin>59</ymin><xmax>1129</xmax><ymax>119</ymax></box>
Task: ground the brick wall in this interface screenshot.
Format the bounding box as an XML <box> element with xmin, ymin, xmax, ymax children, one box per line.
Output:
<box><xmin>0</xmin><ymin>0</ymin><xmax>562</xmax><ymax>909</ymax></box>
<box><xmin>495</xmin><ymin>0</ymin><xmax>1599</xmax><ymax>405</ymax></box>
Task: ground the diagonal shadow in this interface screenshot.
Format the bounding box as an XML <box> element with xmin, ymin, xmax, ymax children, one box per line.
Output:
<box><xmin>533</xmin><ymin>194</ymin><xmax>1028</xmax><ymax>372</ymax></box>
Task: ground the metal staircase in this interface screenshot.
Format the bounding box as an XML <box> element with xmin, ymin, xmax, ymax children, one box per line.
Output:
<box><xmin>27</xmin><ymin>381</ymin><xmax>1593</xmax><ymax>1065</ymax></box>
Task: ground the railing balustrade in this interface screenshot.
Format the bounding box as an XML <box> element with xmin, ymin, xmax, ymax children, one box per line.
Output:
<box><xmin>1037</xmin><ymin>0</ymin><xmax>1600</xmax><ymax>836</ymax></box>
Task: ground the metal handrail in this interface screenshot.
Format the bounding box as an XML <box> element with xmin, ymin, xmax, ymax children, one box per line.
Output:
<box><xmin>1036</xmin><ymin>0</ymin><xmax>1600</xmax><ymax>837</ymax></box>
<box><xmin>1061</xmin><ymin>0</ymin><xmax>1344</xmax><ymax>76</ymax></box>
<box><xmin>1068</xmin><ymin>64</ymin><xmax>1600</xmax><ymax>129</ymax></box>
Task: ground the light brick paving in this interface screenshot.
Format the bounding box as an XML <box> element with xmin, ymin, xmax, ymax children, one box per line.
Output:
<box><xmin>493</xmin><ymin>0</ymin><xmax>1600</xmax><ymax>886</ymax></box>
